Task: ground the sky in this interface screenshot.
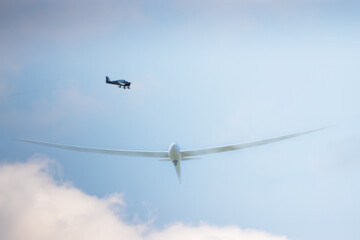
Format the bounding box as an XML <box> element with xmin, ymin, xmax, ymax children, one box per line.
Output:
<box><xmin>1</xmin><ymin>0</ymin><xmax>360</xmax><ymax>239</ymax></box>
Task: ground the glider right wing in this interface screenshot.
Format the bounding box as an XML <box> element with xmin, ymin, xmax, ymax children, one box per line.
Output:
<box><xmin>181</xmin><ymin>127</ymin><xmax>327</xmax><ymax>158</ymax></box>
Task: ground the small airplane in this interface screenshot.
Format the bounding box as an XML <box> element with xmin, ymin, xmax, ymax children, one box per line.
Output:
<box><xmin>106</xmin><ymin>76</ymin><xmax>131</xmax><ymax>89</ymax></box>
<box><xmin>16</xmin><ymin>127</ymin><xmax>327</xmax><ymax>183</ymax></box>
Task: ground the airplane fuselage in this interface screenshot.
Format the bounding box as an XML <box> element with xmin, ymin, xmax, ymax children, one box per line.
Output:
<box><xmin>168</xmin><ymin>143</ymin><xmax>182</xmax><ymax>182</ymax></box>
<box><xmin>106</xmin><ymin>76</ymin><xmax>131</xmax><ymax>89</ymax></box>
<box><xmin>168</xmin><ymin>143</ymin><xmax>181</xmax><ymax>161</ymax></box>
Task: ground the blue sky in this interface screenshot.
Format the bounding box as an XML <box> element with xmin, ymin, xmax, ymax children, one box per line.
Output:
<box><xmin>1</xmin><ymin>1</ymin><xmax>360</xmax><ymax>240</ymax></box>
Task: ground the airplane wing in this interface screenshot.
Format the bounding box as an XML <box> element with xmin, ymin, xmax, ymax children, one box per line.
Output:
<box><xmin>15</xmin><ymin>139</ymin><xmax>169</xmax><ymax>158</ymax></box>
<box><xmin>181</xmin><ymin>127</ymin><xmax>327</xmax><ymax>158</ymax></box>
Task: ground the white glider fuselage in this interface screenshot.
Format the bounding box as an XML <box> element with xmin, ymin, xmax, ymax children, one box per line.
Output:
<box><xmin>168</xmin><ymin>143</ymin><xmax>182</xmax><ymax>182</ymax></box>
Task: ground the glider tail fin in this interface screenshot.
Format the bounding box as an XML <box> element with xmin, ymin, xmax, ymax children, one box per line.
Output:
<box><xmin>106</xmin><ymin>76</ymin><xmax>111</xmax><ymax>83</ymax></box>
<box><xmin>173</xmin><ymin>160</ymin><xmax>181</xmax><ymax>184</ymax></box>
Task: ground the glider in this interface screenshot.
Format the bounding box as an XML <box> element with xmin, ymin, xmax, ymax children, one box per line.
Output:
<box><xmin>16</xmin><ymin>127</ymin><xmax>327</xmax><ymax>183</ymax></box>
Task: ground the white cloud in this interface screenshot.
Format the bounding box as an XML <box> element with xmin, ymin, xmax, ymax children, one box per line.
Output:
<box><xmin>148</xmin><ymin>224</ymin><xmax>286</xmax><ymax>240</ymax></box>
<box><xmin>0</xmin><ymin>157</ymin><xmax>287</xmax><ymax>240</ymax></box>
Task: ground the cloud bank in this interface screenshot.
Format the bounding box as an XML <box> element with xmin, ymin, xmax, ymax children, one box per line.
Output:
<box><xmin>0</xmin><ymin>157</ymin><xmax>287</xmax><ymax>240</ymax></box>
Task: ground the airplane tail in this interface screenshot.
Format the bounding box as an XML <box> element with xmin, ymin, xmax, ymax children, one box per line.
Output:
<box><xmin>106</xmin><ymin>76</ymin><xmax>111</xmax><ymax>83</ymax></box>
<box><xmin>173</xmin><ymin>160</ymin><xmax>181</xmax><ymax>184</ymax></box>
